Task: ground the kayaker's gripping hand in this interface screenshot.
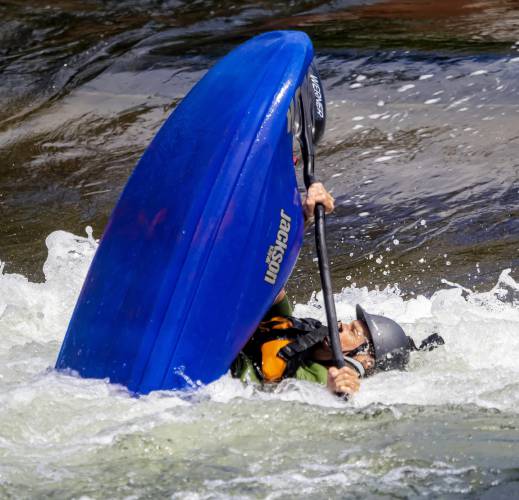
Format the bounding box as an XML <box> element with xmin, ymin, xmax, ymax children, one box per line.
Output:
<box><xmin>303</xmin><ymin>182</ymin><xmax>335</xmax><ymax>223</ymax></box>
<box><xmin>327</xmin><ymin>366</ymin><xmax>360</xmax><ymax>395</ymax></box>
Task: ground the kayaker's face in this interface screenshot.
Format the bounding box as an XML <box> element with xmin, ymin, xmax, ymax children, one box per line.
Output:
<box><xmin>311</xmin><ymin>320</ymin><xmax>375</xmax><ymax>373</ymax></box>
<box><xmin>338</xmin><ymin>320</ymin><xmax>375</xmax><ymax>373</ymax></box>
<box><xmin>338</xmin><ymin>320</ymin><xmax>369</xmax><ymax>351</ymax></box>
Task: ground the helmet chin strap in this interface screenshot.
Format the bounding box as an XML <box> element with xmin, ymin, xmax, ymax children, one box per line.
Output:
<box><xmin>343</xmin><ymin>356</ymin><xmax>365</xmax><ymax>378</ymax></box>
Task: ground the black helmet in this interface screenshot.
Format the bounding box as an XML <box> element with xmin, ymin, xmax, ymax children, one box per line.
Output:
<box><xmin>356</xmin><ymin>305</ymin><xmax>413</xmax><ymax>371</ymax></box>
<box><xmin>356</xmin><ymin>305</ymin><xmax>445</xmax><ymax>371</ymax></box>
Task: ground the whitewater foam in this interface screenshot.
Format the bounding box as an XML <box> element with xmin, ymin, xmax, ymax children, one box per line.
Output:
<box><xmin>0</xmin><ymin>230</ymin><xmax>518</xmax><ymax>414</ymax></box>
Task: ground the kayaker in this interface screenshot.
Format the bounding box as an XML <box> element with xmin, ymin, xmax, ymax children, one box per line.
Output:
<box><xmin>232</xmin><ymin>300</ymin><xmax>444</xmax><ymax>395</ymax></box>
<box><xmin>232</xmin><ymin>181</ymin><xmax>444</xmax><ymax>395</ymax></box>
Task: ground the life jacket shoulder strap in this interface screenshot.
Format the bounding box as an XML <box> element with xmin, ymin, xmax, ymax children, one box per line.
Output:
<box><xmin>242</xmin><ymin>316</ymin><xmax>329</xmax><ymax>382</ymax></box>
<box><xmin>277</xmin><ymin>325</ymin><xmax>329</xmax><ymax>362</ymax></box>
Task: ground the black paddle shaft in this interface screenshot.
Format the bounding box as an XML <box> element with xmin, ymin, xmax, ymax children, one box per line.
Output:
<box><xmin>299</xmin><ymin>88</ymin><xmax>345</xmax><ymax>370</ymax></box>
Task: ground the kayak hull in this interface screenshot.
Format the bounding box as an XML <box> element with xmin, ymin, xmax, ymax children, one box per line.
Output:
<box><xmin>56</xmin><ymin>31</ymin><xmax>313</xmax><ymax>393</ymax></box>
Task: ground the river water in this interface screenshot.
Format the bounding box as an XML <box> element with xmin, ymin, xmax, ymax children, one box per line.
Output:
<box><xmin>1</xmin><ymin>0</ymin><xmax>518</xmax><ymax>497</ymax></box>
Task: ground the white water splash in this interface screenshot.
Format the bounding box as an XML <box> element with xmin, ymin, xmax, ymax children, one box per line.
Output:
<box><xmin>0</xmin><ymin>230</ymin><xmax>518</xmax><ymax>417</ymax></box>
<box><xmin>292</xmin><ymin>270</ymin><xmax>519</xmax><ymax>412</ymax></box>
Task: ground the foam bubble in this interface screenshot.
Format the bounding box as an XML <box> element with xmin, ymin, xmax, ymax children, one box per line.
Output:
<box><xmin>398</xmin><ymin>84</ymin><xmax>415</xmax><ymax>92</ymax></box>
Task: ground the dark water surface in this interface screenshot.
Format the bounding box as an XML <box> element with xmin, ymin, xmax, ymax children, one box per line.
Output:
<box><xmin>1</xmin><ymin>2</ymin><xmax>519</xmax><ymax>498</ymax></box>
<box><xmin>1</xmin><ymin>0</ymin><xmax>517</xmax><ymax>297</ymax></box>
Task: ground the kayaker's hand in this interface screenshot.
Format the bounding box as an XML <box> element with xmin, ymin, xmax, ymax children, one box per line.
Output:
<box><xmin>327</xmin><ymin>366</ymin><xmax>360</xmax><ymax>395</ymax></box>
<box><xmin>303</xmin><ymin>182</ymin><xmax>334</xmax><ymax>222</ymax></box>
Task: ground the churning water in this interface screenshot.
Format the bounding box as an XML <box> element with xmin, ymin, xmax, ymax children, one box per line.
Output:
<box><xmin>1</xmin><ymin>0</ymin><xmax>518</xmax><ymax>497</ymax></box>
<box><xmin>0</xmin><ymin>230</ymin><xmax>518</xmax><ymax>497</ymax></box>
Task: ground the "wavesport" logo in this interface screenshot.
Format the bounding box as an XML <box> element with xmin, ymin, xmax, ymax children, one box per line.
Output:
<box><xmin>309</xmin><ymin>73</ymin><xmax>324</xmax><ymax>119</ymax></box>
<box><xmin>264</xmin><ymin>209</ymin><xmax>292</xmax><ymax>285</ymax></box>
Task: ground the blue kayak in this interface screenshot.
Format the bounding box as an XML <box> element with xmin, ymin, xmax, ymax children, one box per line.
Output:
<box><xmin>56</xmin><ymin>31</ymin><xmax>320</xmax><ymax>394</ymax></box>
